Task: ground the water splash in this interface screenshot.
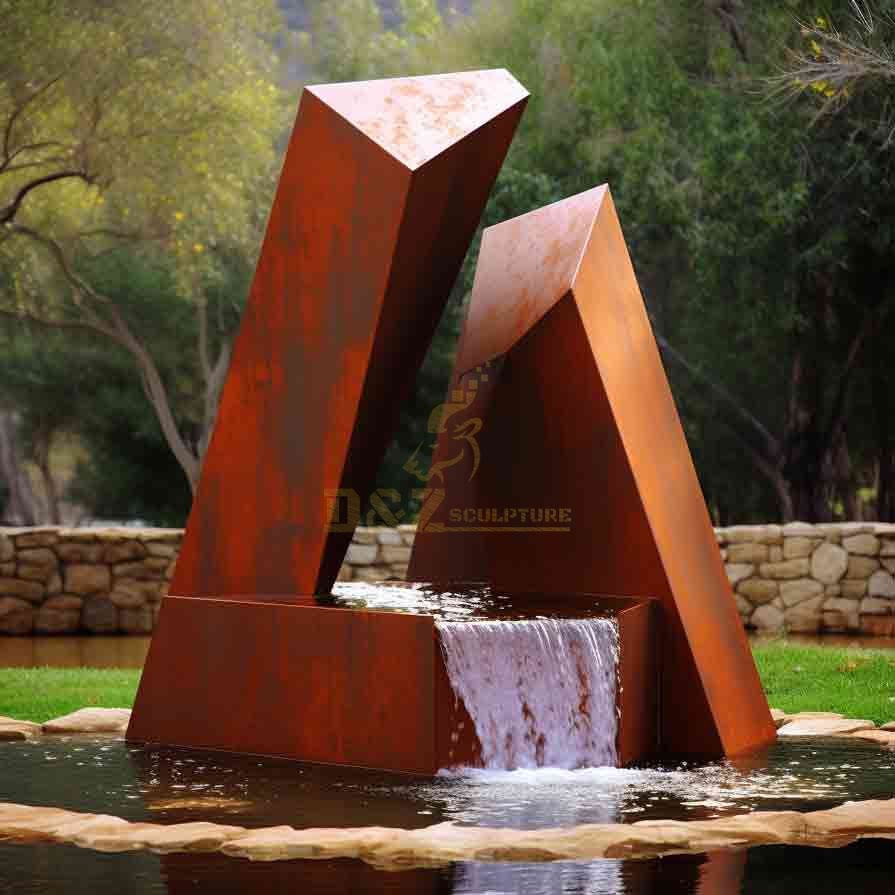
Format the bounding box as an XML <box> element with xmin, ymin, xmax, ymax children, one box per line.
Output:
<box><xmin>437</xmin><ymin>618</ymin><xmax>619</xmax><ymax>770</ymax></box>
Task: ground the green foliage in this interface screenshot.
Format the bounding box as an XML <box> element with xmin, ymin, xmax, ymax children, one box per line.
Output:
<box><xmin>299</xmin><ymin>0</ymin><xmax>895</xmax><ymax>522</ymax></box>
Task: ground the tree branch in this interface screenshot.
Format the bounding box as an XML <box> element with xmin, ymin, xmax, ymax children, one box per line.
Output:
<box><xmin>652</xmin><ymin>321</ymin><xmax>781</xmax><ymax>457</ymax></box>
<box><xmin>3</xmin><ymin>226</ymin><xmax>201</xmax><ymax>491</ymax></box>
<box><xmin>0</xmin><ymin>170</ymin><xmax>93</xmax><ymax>225</ymax></box>
<box><xmin>2</xmin><ymin>73</ymin><xmax>65</xmax><ymax>167</ymax></box>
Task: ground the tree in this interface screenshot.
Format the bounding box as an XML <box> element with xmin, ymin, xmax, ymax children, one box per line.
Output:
<box><xmin>0</xmin><ymin>0</ymin><xmax>287</xmax><ymax>492</ymax></box>
<box><xmin>297</xmin><ymin>0</ymin><xmax>895</xmax><ymax>522</ymax></box>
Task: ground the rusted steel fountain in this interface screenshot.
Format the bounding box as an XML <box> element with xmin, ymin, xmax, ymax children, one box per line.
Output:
<box><xmin>127</xmin><ymin>71</ymin><xmax>775</xmax><ymax>773</ymax></box>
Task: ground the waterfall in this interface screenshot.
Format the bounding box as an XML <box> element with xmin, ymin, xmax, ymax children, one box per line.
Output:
<box><xmin>437</xmin><ymin>618</ymin><xmax>619</xmax><ymax>770</ymax></box>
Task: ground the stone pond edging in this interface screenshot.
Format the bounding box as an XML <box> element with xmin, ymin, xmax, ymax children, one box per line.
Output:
<box><xmin>2</xmin><ymin>789</ymin><xmax>895</xmax><ymax>866</ymax></box>
<box><xmin>3</xmin><ymin>705</ymin><xmax>895</xmax><ymax>866</ymax></box>
<box><xmin>1</xmin><ymin>522</ymin><xmax>894</xmax><ymax>636</ymax></box>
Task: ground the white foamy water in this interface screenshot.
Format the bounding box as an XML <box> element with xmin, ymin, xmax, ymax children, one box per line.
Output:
<box><xmin>437</xmin><ymin>618</ymin><xmax>619</xmax><ymax>770</ymax></box>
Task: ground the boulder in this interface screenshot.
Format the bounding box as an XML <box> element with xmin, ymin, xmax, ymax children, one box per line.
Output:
<box><xmin>103</xmin><ymin>540</ymin><xmax>147</xmax><ymax>564</ymax></box>
<box><xmin>0</xmin><ymin>578</ymin><xmax>44</xmax><ymax>602</ymax></box>
<box><xmin>56</xmin><ymin>543</ymin><xmax>104</xmax><ymax>563</ymax></box>
<box><xmin>751</xmin><ymin>603</ymin><xmax>784</xmax><ymax>631</ymax></box>
<box><xmin>17</xmin><ymin>564</ymin><xmax>56</xmax><ymax>583</ymax></box>
<box><xmin>781</xmin><ymin>522</ymin><xmax>819</xmax><ymax>537</ymax></box>
<box><xmin>868</xmin><ymin>570</ymin><xmax>895</xmax><ymax>599</ymax></box>
<box><xmin>759</xmin><ymin>559</ymin><xmax>811</xmax><ymax>580</ymax></box>
<box><xmin>841</xmin><ymin>579</ymin><xmax>868</xmax><ymax>599</ymax></box>
<box><xmin>821</xmin><ymin>597</ymin><xmax>860</xmax><ymax>632</ymax></box>
<box><xmin>719</xmin><ymin>525</ymin><xmax>783</xmax><ymax>545</ymax></box>
<box><xmin>345</xmin><ymin>543</ymin><xmax>378</xmax><ymax>565</ymax></box>
<box><xmin>811</xmin><ymin>542</ymin><xmax>848</xmax><ymax>584</ymax></box>
<box><xmin>43</xmin><ymin>595</ymin><xmax>83</xmax><ymax>611</ymax></box>
<box><xmin>42</xmin><ymin>707</ymin><xmax>131</xmax><ymax>734</ymax></box>
<box><xmin>12</xmin><ymin>529</ymin><xmax>59</xmax><ymax>549</ymax></box>
<box><xmin>783</xmin><ymin>596</ymin><xmax>825</xmax><ymax>633</ymax></box>
<box><xmin>351</xmin><ymin>529</ymin><xmax>378</xmax><ymax>546</ymax></box>
<box><xmin>845</xmin><ymin>556</ymin><xmax>880</xmax><ymax>580</ymax></box>
<box><xmin>381</xmin><ymin>545</ymin><xmax>411</xmax><ymax>564</ymax></box>
<box><xmin>738</xmin><ymin>579</ymin><xmax>779</xmax><ymax>604</ymax></box>
<box><xmin>727</xmin><ymin>543</ymin><xmax>769</xmax><ymax>564</ymax></box>
<box><xmin>0</xmin><ymin>597</ymin><xmax>33</xmax><ymax>634</ymax></box>
<box><xmin>783</xmin><ymin>537</ymin><xmax>818</xmax><ymax>559</ymax></box>
<box><xmin>376</xmin><ymin>528</ymin><xmax>404</xmax><ymax>546</ymax></box>
<box><xmin>16</xmin><ymin>548</ymin><xmax>57</xmax><ymax>568</ymax></box>
<box><xmin>112</xmin><ymin>558</ymin><xmax>169</xmax><ymax>580</ymax></box>
<box><xmin>119</xmin><ymin>607</ymin><xmax>154</xmax><ymax>634</ymax></box>
<box><xmin>0</xmin><ymin>721</ymin><xmax>41</xmax><ymax>741</ymax></box>
<box><xmin>145</xmin><ymin>542</ymin><xmax>177</xmax><ymax>559</ymax></box>
<box><xmin>725</xmin><ymin>563</ymin><xmax>754</xmax><ymax>586</ymax></box>
<box><xmin>82</xmin><ymin>597</ymin><xmax>118</xmax><ymax>633</ymax></box>
<box><xmin>779</xmin><ymin>579</ymin><xmax>824</xmax><ymax>608</ymax></box>
<box><xmin>777</xmin><ymin>718</ymin><xmax>875</xmax><ymax>737</ymax></box>
<box><xmin>34</xmin><ymin>606</ymin><xmax>80</xmax><ymax>634</ymax></box>
<box><xmin>64</xmin><ymin>564</ymin><xmax>111</xmax><ymax>596</ymax></box>
<box><xmin>842</xmin><ymin>533</ymin><xmax>880</xmax><ymax>556</ymax></box>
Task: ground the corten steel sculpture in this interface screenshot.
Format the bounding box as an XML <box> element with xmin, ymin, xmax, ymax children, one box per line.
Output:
<box><xmin>127</xmin><ymin>70</ymin><xmax>529</xmax><ymax>773</ymax></box>
<box><xmin>408</xmin><ymin>186</ymin><xmax>777</xmax><ymax>759</ymax></box>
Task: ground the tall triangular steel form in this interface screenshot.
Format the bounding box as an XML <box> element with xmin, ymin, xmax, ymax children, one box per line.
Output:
<box><xmin>127</xmin><ymin>72</ymin><xmax>529</xmax><ymax>772</ymax></box>
<box><xmin>408</xmin><ymin>187</ymin><xmax>776</xmax><ymax>758</ymax></box>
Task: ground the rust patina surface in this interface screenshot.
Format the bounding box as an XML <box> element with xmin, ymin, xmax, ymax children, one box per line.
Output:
<box><xmin>128</xmin><ymin>72</ymin><xmax>529</xmax><ymax>768</ymax></box>
<box><xmin>408</xmin><ymin>187</ymin><xmax>776</xmax><ymax>759</ymax></box>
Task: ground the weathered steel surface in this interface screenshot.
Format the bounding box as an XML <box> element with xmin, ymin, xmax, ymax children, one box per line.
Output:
<box><xmin>616</xmin><ymin>598</ymin><xmax>660</xmax><ymax>766</ymax></box>
<box><xmin>169</xmin><ymin>70</ymin><xmax>527</xmax><ymax>602</ymax></box>
<box><xmin>408</xmin><ymin>186</ymin><xmax>776</xmax><ymax>759</ymax></box>
<box><xmin>129</xmin><ymin>71</ymin><xmax>528</xmax><ymax>770</ymax></box>
<box><xmin>129</xmin><ymin>596</ymin><xmax>440</xmax><ymax>774</ymax></box>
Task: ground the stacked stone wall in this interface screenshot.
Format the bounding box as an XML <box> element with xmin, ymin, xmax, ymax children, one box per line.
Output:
<box><xmin>719</xmin><ymin>522</ymin><xmax>895</xmax><ymax>635</ymax></box>
<box><xmin>1</xmin><ymin>522</ymin><xmax>894</xmax><ymax>635</ymax></box>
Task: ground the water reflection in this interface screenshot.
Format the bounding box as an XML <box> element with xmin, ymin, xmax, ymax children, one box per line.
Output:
<box><xmin>4</xmin><ymin>733</ymin><xmax>895</xmax><ymax>892</ymax></box>
<box><xmin>0</xmin><ymin>843</ymin><xmax>745</xmax><ymax>894</ymax></box>
<box><xmin>4</xmin><ymin>735</ymin><xmax>894</xmax><ymax>834</ymax></box>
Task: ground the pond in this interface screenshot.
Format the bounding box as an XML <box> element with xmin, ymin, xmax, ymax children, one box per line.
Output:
<box><xmin>1</xmin><ymin>733</ymin><xmax>894</xmax><ymax>893</ymax></box>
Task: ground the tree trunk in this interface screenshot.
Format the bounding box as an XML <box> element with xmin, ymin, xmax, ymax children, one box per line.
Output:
<box><xmin>873</xmin><ymin>338</ymin><xmax>894</xmax><ymax>521</ymax></box>
<box><xmin>32</xmin><ymin>426</ymin><xmax>61</xmax><ymax>525</ymax></box>
<box><xmin>0</xmin><ymin>411</ymin><xmax>41</xmax><ymax>525</ymax></box>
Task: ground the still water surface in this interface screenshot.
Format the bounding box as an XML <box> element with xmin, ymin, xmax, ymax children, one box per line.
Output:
<box><xmin>1</xmin><ymin>734</ymin><xmax>895</xmax><ymax>893</ymax></box>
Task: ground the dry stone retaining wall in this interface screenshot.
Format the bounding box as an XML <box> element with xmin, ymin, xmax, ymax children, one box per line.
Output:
<box><xmin>1</xmin><ymin>522</ymin><xmax>894</xmax><ymax>635</ymax></box>
<box><xmin>719</xmin><ymin>522</ymin><xmax>895</xmax><ymax>636</ymax></box>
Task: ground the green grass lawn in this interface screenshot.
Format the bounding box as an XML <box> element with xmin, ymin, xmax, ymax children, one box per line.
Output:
<box><xmin>1</xmin><ymin>640</ymin><xmax>894</xmax><ymax>726</ymax></box>
<box><xmin>752</xmin><ymin>639</ymin><xmax>895</xmax><ymax>725</ymax></box>
<box><xmin>0</xmin><ymin>668</ymin><xmax>141</xmax><ymax>723</ymax></box>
